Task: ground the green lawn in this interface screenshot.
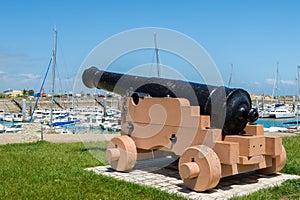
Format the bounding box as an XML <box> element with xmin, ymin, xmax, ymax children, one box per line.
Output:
<box><xmin>0</xmin><ymin>141</ymin><xmax>185</xmax><ymax>200</ymax></box>
<box><xmin>281</xmin><ymin>135</ymin><xmax>300</xmax><ymax>175</ymax></box>
<box><xmin>0</xmin><ymin>135</ymin><xmax>299</xmax><ymax>199</ymax></box>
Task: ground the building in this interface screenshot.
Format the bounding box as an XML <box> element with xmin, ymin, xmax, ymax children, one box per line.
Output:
<box><xmin>3</xmin><ymin>90</ymin><xmax>23</xmax><ymax>97</ymax></box>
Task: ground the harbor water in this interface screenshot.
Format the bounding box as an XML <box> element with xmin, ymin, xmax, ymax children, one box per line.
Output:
<box><xmin>256</xmin><ymin>116</ymin><xmax>300</xmax><ymax>128</ymax></box>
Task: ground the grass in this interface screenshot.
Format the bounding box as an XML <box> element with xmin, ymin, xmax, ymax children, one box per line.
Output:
<box><xmin>0</xmin><ymin>141</ymin><xmax>185</xmax><ymax>200</ymax></box>
<box><xmin>281</xmin><ymin>135</ymin><xmax>300</xmax><ymax>175</ymax></box>
<box><xmin>230</xmin><ymin>135</ymin><xmax>300</xmax><ymax>200</ymax></box>
<box><xmin>0</xmin><ymin>135</ymin><xmax>299</xmax><ymax>199</ymax></box>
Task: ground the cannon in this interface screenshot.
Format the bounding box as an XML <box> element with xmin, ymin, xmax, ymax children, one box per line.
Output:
<box><xmin>82</xmin><ymin>66</ymin><xmax>259</xmax><ymax>135</ymax></box>
<box><xmin>82</xmin><ymin>66</ymin><xmax>286</xmax><ymax>192</ymax></box>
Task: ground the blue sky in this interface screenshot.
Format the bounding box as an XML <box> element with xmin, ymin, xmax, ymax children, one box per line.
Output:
<box><xmin>0</xmin><ymin>0</ymin><xmax>299</xmax><ymax>95</ymax></box>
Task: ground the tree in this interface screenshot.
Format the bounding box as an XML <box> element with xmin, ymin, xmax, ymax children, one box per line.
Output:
<box><xmin>23</xmin><ymin>89</ymin><xmax>27</xmax><ymax>97</ymax></box>
<box><xmin>28</xmin><ymin>89</ymin><xmax>34</xmax><ymax>96</ymax></box>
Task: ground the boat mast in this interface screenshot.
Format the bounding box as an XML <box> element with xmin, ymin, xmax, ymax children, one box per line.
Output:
<box><xmin>228</xmin><ymin>64</ymin><xmax>233</xmax><ymax>87</ymax></box>
<box><xmin>154</xmin><ymin>33</ymin><xmax>160</xmax><ymax>78</ymax></box>
<box><xmin>50</xmin><ymin>29</ymin><xmax>57</xmax><ymax>130</ymax></box>
<box><xmin>298</xmin><ymin>66</ymin><xmax>300</xmax><ymax>101</ymax></box>
<box><xmin>276</xmin><ymin>62</ymin><xmax>279</xmax><ymax>102</ymax></box>
<box><xmin>295</xmin><ymin>65</ymin><xmax>300</xmax><ymax>131</ymax></box>
<box><xmin>271</xmin><ymin>62</ymin><xmax>279</xmax><ymax>103</ymax></box>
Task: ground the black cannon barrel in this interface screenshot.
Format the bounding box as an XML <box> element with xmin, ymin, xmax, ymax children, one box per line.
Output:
<box><xmin>82</xmin><ymin>66</ymin><xmax>258</xmax><ymax>135</ymax></box>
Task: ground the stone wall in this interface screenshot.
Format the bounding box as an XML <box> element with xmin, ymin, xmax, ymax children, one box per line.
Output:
<box><xmin>21</xmin><ymin>123</ymin><xmax>42</xmax><ymax>142</ymax></box>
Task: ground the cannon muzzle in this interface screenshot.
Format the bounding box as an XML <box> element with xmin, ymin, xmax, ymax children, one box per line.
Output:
<box><xmin>82</xmin><ymin>66</ymin><xmax>258</xmax><ymax>135</ymax></box>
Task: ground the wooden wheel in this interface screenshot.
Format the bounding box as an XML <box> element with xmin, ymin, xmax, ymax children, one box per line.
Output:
<box><xmin>178</xmin><ymin>145</ymin><xmax>221</xmax><ymax>192</ymax></box>
<box><xmin>257</xmin><ymin>145</ymin><xmax>286</xmax><ymax>174</ymax></box>
<box><xmin>106</xmin><ymin>135</ymin><xmax>137</xmax><ymax>171</ymax></box>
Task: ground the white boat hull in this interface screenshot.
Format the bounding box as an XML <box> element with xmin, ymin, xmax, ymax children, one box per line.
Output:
<box><xmin>275</xmin><ymin>113</ymin><xmax>295</xmax><ymax>119</ymax></box>
<box><xmin>259</xmin><ymin>112</ymin><xmax>271</xmax><ymax>118</ymax></box>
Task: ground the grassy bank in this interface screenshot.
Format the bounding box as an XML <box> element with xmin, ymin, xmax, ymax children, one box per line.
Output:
<box><xmin>0</xmin><ymin>136</ymin><xmax>299</xmax><ymax>199</ymax></box>
<box><xmin>0</xmin><ymin>141</ymin><xmax>184</xmax><ymax>200</ymax></box>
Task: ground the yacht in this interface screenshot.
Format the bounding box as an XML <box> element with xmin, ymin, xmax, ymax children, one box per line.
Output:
<box><xmin>259</xmin><ymin>104</ymin><xmax>274</xmax><ymax>118</ymax></box>
<box><xmin>259</xmin><ymin>110</ymin><xmax>271</xmax><ymax>118</ymax></box>
<box><xmin>294</xmin><ymin>103</ymin><xmax>300</xmax><ymax>115</ymax></box>
<box><xmin>273</xmin><ymin>108</ymin><xmax>295</xmax><ymax>119</ymax></box>
<box><xmin>0</xmin><ymin>110</ymin><xmax>4</xmax><ymax>120</ymax></box>
<box><xmin>0</xmin><ymin>124</ymin><xmax>6</xmax><ymax>133</ymax></box>
<box><xmin>100</xmin><ymin>121</ymin><xmax>112</xmax><ymax>130</ymax></box>
<box><xmin>269</xmin><ymin>104</ymin><xmax>295</xmax><ymax>119</ymax></box>
<box><xmin>259</xmin><ymin>104</ymin><xmax>295</xmax><ymax>119</ymax></box>
<box><xmin>5</xmin><ymin>123</ymin><xmax>22</xmax><ymax>133</ymax></box>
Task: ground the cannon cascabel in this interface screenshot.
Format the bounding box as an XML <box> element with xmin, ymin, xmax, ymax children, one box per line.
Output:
<box><xmin>82</xmin><ymin>66</ymin><xmax>259</xmax><ymax>135</ymax></box>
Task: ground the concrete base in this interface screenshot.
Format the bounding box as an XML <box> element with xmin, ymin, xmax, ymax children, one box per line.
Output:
<box><xmin>87</xmin><ymin>165</ymin><xmax>300</xmax><ymax>200</ymax></box>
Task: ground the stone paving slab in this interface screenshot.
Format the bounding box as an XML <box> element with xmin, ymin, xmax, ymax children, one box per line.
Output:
<box><xmin>86</xmin><ymin>165</ymin><xmax>300</xmax><ymax>200</ymax></box>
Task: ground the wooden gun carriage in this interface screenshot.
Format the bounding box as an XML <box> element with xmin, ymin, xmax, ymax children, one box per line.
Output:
<box><xmin>106</xmin><ymin>97</ymin><xmax>286</xmax><ymax>192</ymax></box>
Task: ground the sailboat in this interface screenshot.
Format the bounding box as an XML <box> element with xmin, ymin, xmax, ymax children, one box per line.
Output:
<box><xmin>294</xmin><ymin>65</ymin><xmax>300</xmax><ymax>116</ymax></box>
<box><xmin>260</xmin><ymin>63</ymin><xmax>295</xmax><ymax>119</ymax></box>
<box><xmin>283</xmin><ymin>66</ymin><xmax>300</xmax><ymax>130</ymax></box>
<box><xmin>29</xmin><ymin>29</ymin><xmax>79</xmax><ymax>130</ymax></box>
